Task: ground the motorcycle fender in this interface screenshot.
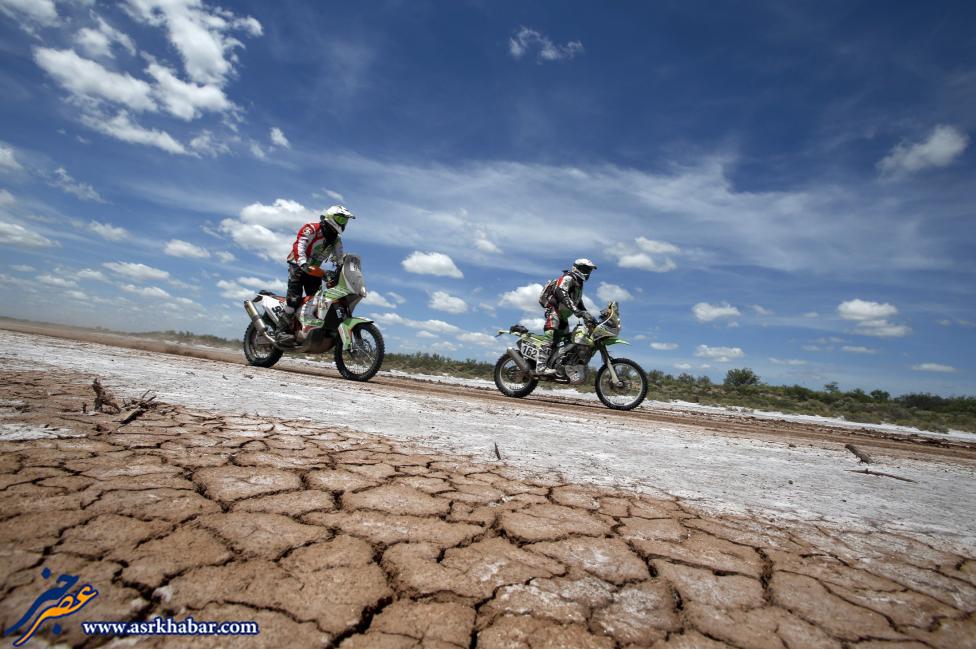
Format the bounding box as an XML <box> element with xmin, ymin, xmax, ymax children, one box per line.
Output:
<box><xmin>603</xmin><ymin>337</ymin><xmax>630</xmax><ymax>346</ymax></box>
<box><xmin>338</xmin><ymin>317</ymin><xmax>374</xmax><ymax>350</ymax></box>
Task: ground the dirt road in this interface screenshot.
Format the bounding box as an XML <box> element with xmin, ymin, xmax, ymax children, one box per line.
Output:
<box><xmin>1</xmin><ymin>367</ymin><xmax>974</xmax><ymax>647</ymax></box>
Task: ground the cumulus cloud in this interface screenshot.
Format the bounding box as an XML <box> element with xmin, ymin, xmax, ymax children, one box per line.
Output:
<box><xmin>0</xmin><ymin>144</ymin><xmax>21</xmax><ymax>172</ymax></box>
<box><xmin>509</xmin><ymin>26</ymin><xmax>583</xmax><ymax>63</ymax></box>
<box><xmin>123</xmin><ymin>0</ymin><xmax>263</xmax><ymax>87</ymax></box>
<box><xmin>215</xmin><ymin>251</ymin><xmax>236</xmax><ymax>263</ymax></box>
<box><xmin>429</xmin><ymin>291</ymin><xmax>468</xmax><ymax>314</ymax></box>
<box><xmin>88</xmin><ymin>220</ymin><xmax>127</xmax><ymax>241</ymax></box>
<box><xmin>270</xmin><ymin>127</ymin><xmax>290</xmax><ymax>148</ymax></box>
<box><xmin>218</xmin><ymin>199</ymin><xmax>315</xmax><ymax>261</ymax></box>
<box><xmin>0</xmin><ymin>220</ymin><xmax>52</xmax><ymax>248</ymax></box>
<box><xmin>51</xmin><ymin>167</ymin><xmax>104</xmax><ymax>202</ymax></box>
<box><xmin>121</xmin><ymin>283</ymin><xmax>171</xmax><ymax>299</ymax></box>
<box><xmin>879</xmin><ymin>125</ymin><xmax>969</xmax><ymax>177</ymax></box>
<box><xmin>695</xmin><ymin>344</ymin><xmax>744</xmax><ymax>362</ymax></box>
<box><xmin>362</xmin><ymin>291</ymin><xmax>396</xmax><ymax>308</ymax></box>
<box><xmin>77</xmin><ymin>268</ymin><xmax>107</xmax><ymax>282</ymax></box>
<box><xmin>81</xmin><ymin>111</ymin><xmax>187</xmax><ymax>154</ymax></box>
<box><xmin>402</xmin><ymin>251</ymin><xmax>463</xmax><ymax>278</ymax></box>
<box><xmin>752</xmin><ymin>305</ymin><xmax>773</xmax><ymax>316</ymax></box>
<box><xmin>146</xmin><ymin>62</ymin><xmax>233</xmax><ymax>120</ymax></box>
<box><xmin>595</xmin><ymin>282</ymin><xmax>633</xmax><ymax>303</ymax></box>
<box><xmin>34</xmin><ymin>48</ymin><xmax>156</xmax><ymax>112</ymax></box>
<box><xmin>103</xmin><ymin>261</ymin><xmax>170</xmax><ymax>281</ymax></box>
<box><xmin>216</xmin><ymin>276</ymin><xmax>285</xmax><ymax>300</ymax></box>
<box><xmin>499</xmin><ymin>283</ymin><xmax>544</xmax><ymax>313</ymax></box>
<box><xmin>189</xmin><ymin>131</ymin><xmax>230</xmax><ymax>157</ymax></box>
<box><xmin>474</xmin><ymin>231</ymin><xmax>501</xmax><ymax>254</ymax></box>
<box><xmin>692</xmin><ymin>302</ymin><xmax>741</xmax><ymax>322</ymax></box>
<box><xmin>164</xmin><ymin>239</ymin><xmax>209</xmax><ymax>258</ymax></box>
<box><xmin>0</xmin><ymin>0</ymin><xmax>59</xmax><ymax>29</ymax></box>
<box><xmin>610</xmin><ymin>236</ymin><xmax>679</xmax><ymax>272</ymax></box>
<box><xmin>457</xmin><ymin>332</ymin><xmax>499</xmax><ymax>347</ymax></box>
<box><xmin>842</xmin><ymin>345</ymin><xmax>877</xmax><ymax>354</ymax></box>
<box><xmin>372</xmin><ymin>312</ymin><xmax>461</xmax><ymax>334</ymax></box>
<box><xmin>837</xmin><ymin>298</ymin><xmax>910</xmax><ymax>337</ymax></box>
<box><xmin>911</xmin><ymin>363</ymin><xmax>957</xmax><ymax>373</ymax></box>
<box><xmin>39</xmin><ymin>274</ymin><xmax>77</xmax><ymax>288</ymax></box>
<box><xmin>239</xmin><ymin>198</ymin><xmax>315</xmax><ymax>229</ymax></box>
<box><xmin>650</xmin><ymin>342</ymin><xmax>678</xmax><ymax>351</ymax></box>
<box><xmin>75</xmin><ymin>14</ymin><xmax>137</xmax><ymax>59</ymax></box>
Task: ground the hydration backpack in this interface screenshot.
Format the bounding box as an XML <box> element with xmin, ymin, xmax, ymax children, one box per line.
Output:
<box><xmin>538</xmin><ymin>278</ymin><xmax>558</xmax><ymax>307</ymax></box>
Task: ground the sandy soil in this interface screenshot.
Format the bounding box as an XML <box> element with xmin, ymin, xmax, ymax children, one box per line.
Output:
<box><xmin>0</xmin><ymin>368</ymin><xmax>974</xmax><ymax>648</ymax></box>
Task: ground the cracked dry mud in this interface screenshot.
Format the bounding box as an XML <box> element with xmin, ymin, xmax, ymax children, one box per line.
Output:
<box><xmin>0</xmin><ymin>370</ymin><xmax>974</xmax><ymax>649</ymax></box>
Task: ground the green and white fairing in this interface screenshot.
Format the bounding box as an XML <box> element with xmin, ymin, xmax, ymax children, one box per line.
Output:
<box><xmin>298</xmin><ymin>254</ymin><xmax>373</xmax><ymax>350</ymax></box>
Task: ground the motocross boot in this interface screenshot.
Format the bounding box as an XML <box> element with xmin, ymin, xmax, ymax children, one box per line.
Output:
<box><xmin>538</xmin><ymin>332</ymin><xmax>561</xmax><ymax>376</ymax></box>
<box><xmin>275</xmin><ymin>310</ymin><xmax>298</xmax><ymax>346</ymax></box>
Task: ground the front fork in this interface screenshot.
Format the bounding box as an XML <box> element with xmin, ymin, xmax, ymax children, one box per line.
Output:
<box><xmin>599</xmin><ymin>346</ymin><xmax>623</xmax><ymax>386</ymax></box>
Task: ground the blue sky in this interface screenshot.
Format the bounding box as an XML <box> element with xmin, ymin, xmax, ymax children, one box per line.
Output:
<box><xmin>0</xmin><ymin>0</ymin><xmax>973</xmax><ymax>395</ymax></box>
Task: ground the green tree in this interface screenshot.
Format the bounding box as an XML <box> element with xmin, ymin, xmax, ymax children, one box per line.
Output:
<box><xmin>870</xmin><ymin>389</ymin><xmax>890</xmax><ymax>402</ymax></box>
<box><xmin>823</xmin><ymin>381</ymin><xmax>840</xmax><ymax>394</ymax></box>
<box><xmin>724</xmin><ymin>368</ymin><xmax>760</xmax><ymax>388</ymax></box>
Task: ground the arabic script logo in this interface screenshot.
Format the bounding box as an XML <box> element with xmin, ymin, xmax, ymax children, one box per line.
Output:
<box><xmin>4</xmin><ymin>567</ymin><xmax>98</xmax><ymax>646</ymax></box>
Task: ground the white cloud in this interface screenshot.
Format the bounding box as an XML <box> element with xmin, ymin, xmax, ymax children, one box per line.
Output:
<box><xmin>34</xmin><ymin>48</ymin><xmax>156</xmax><ymax>112</ymax></box>
<box><xmin>123</xmin><ymin>0</ymin><xmax>263</xmax><ymax>86</ymax></box>
<box><xmin>75</xmin><ymin>14</ymin><xmax>137</xmax><ymax>59</ymax></box>
<box><xmin>270</xmin><ymin>127</ymin><xmax>290</xmax><ymax>148</ymax></box>
<box><xmin>164</xmin><ymin>238</ymin><xmax>209</xmax><ymax>258</ymax></box>
<box><xmin>0</xmin><ymin>144</ymin><xmax>23</xmax><ymax>172</ymax></box>
<box><xmin>695</xmin><ymin>344</ymin><xmax>744</xmax><ymax>362</ymax></box>
<box><xmin>674</xmin><ymin>363</ymin><xmax>693</xmax><ymax>370</ymax></box>
<box><xmin>610</xmin><ymin>237</ymin><xmax>679</xmax><ymax>272</ymax></box>
<box><xmin>474</xmin><ymin>232</ymin><xmax>502</xmax><ymax>254</ymax></box>
<box><xmin>121</xmin><ymin>283</ymin><xmax>171</xmax><ymax>299</ymax></box>
<box><xmin>595</xmin><ymin>282</ymin><xmax>633</xmax><ymax>303</ymax></box>
<box><xmin>432</xmin><ymin>341</ymin><xmax>458</xmax><ymax>352</ymax></box>
<box><xmin>362</xmin><ymin>291</ymin><xmax>395</xmax><ymax>308</ymax></box>
<box><xmin>218</xmin><ymin>199</ymin><xmax>315</xmax><ymax>261</ymax></box>
<box><xmin>387</xmin><ymin>291</ymin><xmax>406</xmax><ymax>305</ymax></box>
<box><xmin>189</xmin><ymin>130</ymin><xmax>230</xmax><ymax>157</ymax></box>
<box><xmin>842</xmin><ymin>345</ymin><xmax>877</xmax><ymax>354</ymax></box>
<box><xmin>752</xmin><ymin>305</ymin><xmax>773</xmax><ymax>316</ymax></box>
<box><xmin>249</xmin><ymin>142</ymin><xmax>267</xmax><ymax>159</ymax></box>
<box><xmin>429</xmin><ymin>291</ymin><xmax>468</xmax><ymax>314</ymax></box>
<box><xmin>0</xmin><ymin>0</ymin><xmax>58</xmax><ymax>29</ymax></box>
<box><xmin>239</xmin><ymin>198</ymin><xmax>315</xmax><ymax>229</ymax></box>
<box><xmin>519</xmin><ymin>317</ymin><xmax>546</xmax><ymax>332</ymax></box>
<box><xmin>10</xmin><ymin>264</ymin><xmax>35</xmax><ymax>272</ymax></box>
<box><xmin>88</xmin><ymin>220</ymin><xmax>127</xmax><ymax>240</ymax></box>
<box><xmin>51</xmin><ymin>167</ymin><xmax>104</xmax><ymax>202</ymax></box>
<box><xmin>879</xmin><ymin>125</ymin><xmax>969</xmax><ymax>177</ymax></box>
<box><xmin>103</xmin><ymin>261</ymin><xmax>170</xmax><ymax>281</ymax></box>
<box><xmin>416</xmin><ymin>331</ymin><xmax>437</xmax><ymax>339</ymax></box>
<box><xmin>372</xmin><ymin>312</ymin><xmax>461</xmax><ymax>334</ymax></box>
<box><xmin>837</xmin><ymin>298</ymin><xmax>910</xmax><ymax>338</ymax></box>
<box><xmin>0</xmin><ymin>190</ymin><xmax>13</xmax><ymax>206</ymax></box>
<box><xmin>0</xmin><ymin>220</ymin><xmax>52</xmax><ymax>248</ymax></box>
<box><xmin>402</xmin><ymin>251</ymin><xmax>463</xmax><ymax>278</ymax></box>
<box><xmin>219</xmin><ymin>219</ymin><xmax>291</xmax><ymax>261</ymax></box>
<box><xmin>692</xmin><ymin>302</ymin><xmax>741</xmax><ymax>322</ymax></box>
<box><xmin>81</xmin><ymin>111</ymin><xmax>187</xmax><ymax>155</ymax></box>
<box><xmin>912</xmin><ymin>363</ymin><xmax>957</xmax><ymax>373</ymax></box>
<box><xmin>215</xmin><ymin>251</ymin><xmax>236</xmax><ymax>263</ymax></box>
<box><xmin>236</xmin><ymin>276</ymin><xmax>286</xmax><ymax>292</ymax></box>
<box><xmin>509</xmin><ymin>26</ymin><xmax>583</xmax><ymax>63</ymax></box>
<box><xmin>650</xmin><ymin>342</ymin><xmax>678</xmax><ymax>351</ymax></box>
<box><xmin>457</xmin><ymin>332</ymin><xmax>498</xmax><ymax>347</ymax></box>
<box><xmin>499</xmin><ymin>283</ymin><xmax>544</xmax><ymax>313</ymax></box>
<box><xmin>216</xmin><ymin>279</ymin><xmax>255</xmax><ymax>300</ymax></box>
<box><xmin>146</xmin><ymin>62</ymin><xmax>233</xmax><ymax>120</ymax></box>
<box><xmin>324</xmin><ymin>189</ymin><xmax>345</xmax><ymax>202</ymax></box>
<box><xmin>769</xmin><ymin>357</ymin><xmax>806</xmax><ymax>366</ymax></box>
<box><xmin>39</xmin><ymin>274</ymin><xmax>77</xmax><ymax>288</ymax></box>
<box><xmin>77</xmin><ymin>268</ymin><xmax>107</xmax><ymax>282</ymax></box>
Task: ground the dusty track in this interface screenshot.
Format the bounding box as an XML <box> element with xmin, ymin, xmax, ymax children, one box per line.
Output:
<box><xmin>2</xmin><ymin>319</ymin><xmax>974</xmax><ymax>465</ymax></box>
<box><xmin>1</xmin><ymin>369</ymin><xmax>974</xmax><ymax>648</ymax></box>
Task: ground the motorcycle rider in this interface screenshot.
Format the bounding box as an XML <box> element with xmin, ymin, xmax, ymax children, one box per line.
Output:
<box><xmin>539</xmin><ymin>258</ymin><xmax>598</xmax><ymax>376</ymax></box>
<box><xmin>275</xmin><ymin>205</ymin><xmax>355</xmax><ymax>345</ymax></box>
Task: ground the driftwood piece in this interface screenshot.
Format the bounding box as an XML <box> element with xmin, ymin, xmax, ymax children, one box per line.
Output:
<box><xmin>847</xmin><ymin>469</ymin><xmax>916</xmax><ymax>483</ymax></box>
<box><xmin>91</xmin><ymin>378</ymin><xmax>121</xmax><ymax>414</ymax></box>
<box><xmin>493</xmin><ymin>442</ymin><xmax>502</xmax><ymax>461</ymax></box>
<box><xmin>844</xmin><ymin>443</ymin><xmax>872</xmax><ymax>464</ymax></box>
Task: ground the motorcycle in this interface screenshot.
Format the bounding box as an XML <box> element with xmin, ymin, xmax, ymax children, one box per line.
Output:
<box><xmin>241</xmin><ymin>254</ymin><xmax>385</xmax><ymax>381</ymax></box>
<box><xmin>494</xmin><ymin>301</ymin><xmax>648</xmax><ymax>410</ymax></box>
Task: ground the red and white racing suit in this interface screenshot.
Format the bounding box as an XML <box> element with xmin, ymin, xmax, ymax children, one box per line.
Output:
<box><xmin>285</xmin><ymin>222</ymin><xmax>343</xmax><ymax>310</ymax></box>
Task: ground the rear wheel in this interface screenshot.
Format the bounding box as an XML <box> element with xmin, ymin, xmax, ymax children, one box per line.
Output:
<box><xmin>243</xmin><ymin>322</ymin><xmax>282</xmax><ymax>368</ymax></box>
<box><xmin>595</xmin><ymin>358</ymin><xmax>648</xmax><ymax>410</ymax></box>
<box><xmin>335</xmin><ymin>323</ymin><xmax>384</xmax><ymax>381</ymax></box>
<box><xmin>493</xmin><ymin>354</ymin><xmax>538</xmax><ymax>398</ymax></box>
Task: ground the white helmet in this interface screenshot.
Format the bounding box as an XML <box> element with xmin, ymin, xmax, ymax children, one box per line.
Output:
<box><xmin>571</xmin><ymin>258</ymin><xmax>597</xmax><ymax>281</ymax></box>
<box><xmin>321</xmin><ymin>205</ymin><xmax>355</xmax><ymax>233</ymax></box>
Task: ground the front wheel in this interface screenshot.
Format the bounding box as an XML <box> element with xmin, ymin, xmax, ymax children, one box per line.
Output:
<box><xmin>335</xmin><ymin>323</ymin><xmax>384</xmax><ymax>381</ymax></box>
<box><xmin>243</xmin><ymin>322</ymin><xmax>283</xmax><ymax>368</ymax></box>
<box><xmin>595</xmin><ymin>358</ymin><xmax>648</xmax><ymax>411</ymax></box>
<box><xmin>494</xmin><ymin>353</ymin><xmax>538</xmax><ymax>398</ymax></box>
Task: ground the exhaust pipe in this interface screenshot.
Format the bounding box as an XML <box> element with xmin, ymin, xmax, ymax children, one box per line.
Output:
<box><xmin>506</xmin><ymin>347</ymin><xmax>531</xmax><ymax>373</ymax></box>
<box><xmin>244</xmin><ymin>300</ymin><xmax>269</xmax><ymax>335</ymax></box>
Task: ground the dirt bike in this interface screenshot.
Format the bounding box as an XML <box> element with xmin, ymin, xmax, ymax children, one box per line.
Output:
<box><xmin>494</xmin><ymin>301</ymin><xmax>648</xmax><ymax>410</ymax></box>
<box><xmin>241</xmin><ymin>254</ymin><xmax>384</xmax><ymax>381</ymax></box>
